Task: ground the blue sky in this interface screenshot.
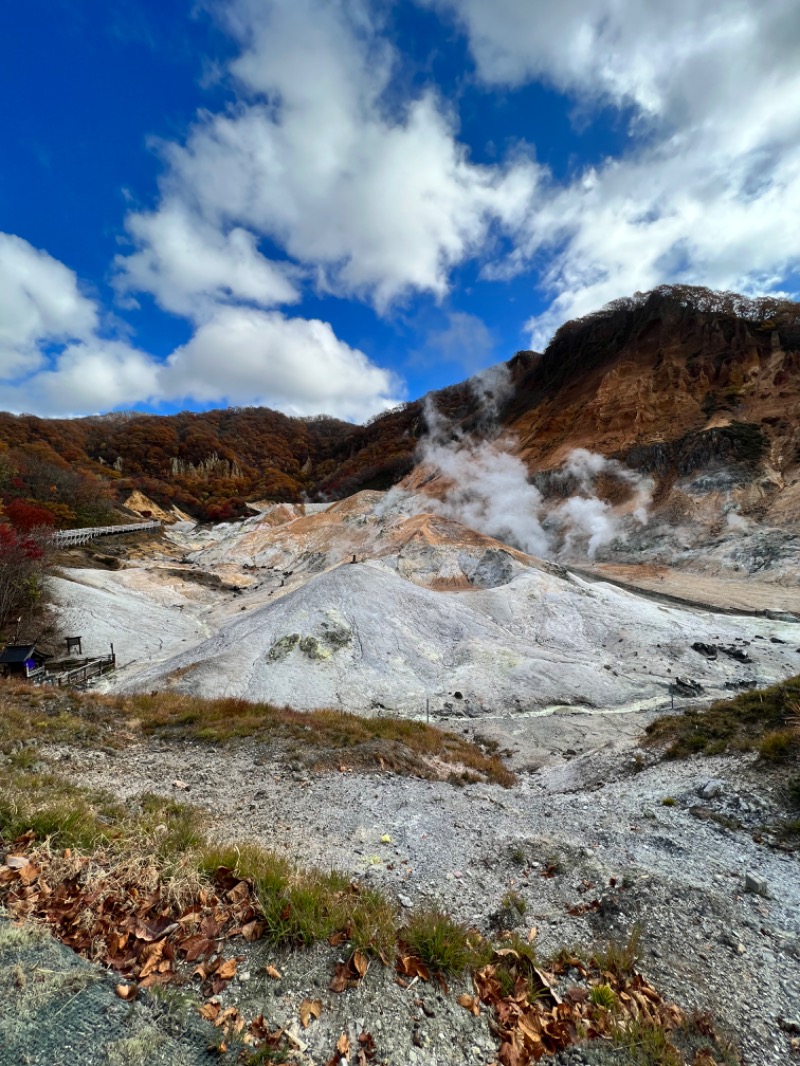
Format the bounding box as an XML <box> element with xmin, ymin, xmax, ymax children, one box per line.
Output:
<box><xmin>1</xmin><ymin>0</ymin><xmax>798</xmax><ymax>421</ymax></box>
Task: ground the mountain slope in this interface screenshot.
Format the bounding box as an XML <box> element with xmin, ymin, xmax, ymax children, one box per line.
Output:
<box><xmin>1</xmin><ymin>285</ymin><xmax>798</xmax><ymax>532</ymax></box>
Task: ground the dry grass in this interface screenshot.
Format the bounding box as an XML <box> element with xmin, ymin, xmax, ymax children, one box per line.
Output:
<box><xmin>0</xmin><ymin>683</ymin><xmax>515</xmax><ymax>786</ymax></box>
<box><xmin>0</xmin><ymin>682</ymin><xmax>120</xmax><ymax>752</ymax></box>
<box><xmin>0</xmin><ymin>767</ymin><xmax>205</xmax><ymax>868</ymax></box>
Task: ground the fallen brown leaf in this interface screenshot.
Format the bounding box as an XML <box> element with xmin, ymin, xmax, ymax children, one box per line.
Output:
<box><xmin>241</xmin><ymin>919</ymin><xmax>263</xmax><ymax>942</ymax></box>
<box><xmin>300</xmin><ymin>998</ymin><xmax>322</xmax><ymax>1028</ymax></box>
<box><xmin>457</xmin><ymin>993</ymin><xmax>481</xmax><ymax>1016</ymax></box>
<box><xmin>216</xmin><ymin>958</ymin><xmax>237</xmax><ymax>981</ymax></box>
<box><xmin>330</xmin><ymin>962</ymin><xmax>350</xmax><ymax>993</ymax></box>
<box><xmin>199</xmin><ymin>1001</ymin><xmax>220</xmax><ymax>1022</ymax></box>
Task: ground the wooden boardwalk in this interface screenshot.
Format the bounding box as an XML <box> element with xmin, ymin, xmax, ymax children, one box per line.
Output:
<box><xmin>31</xmin><ymin>653</ymin><xmax>116</xmax><ymax>688</ymax></box>
<box><xmin>52</xmin><ymin>520</ymin><xmax>161</xmax><ymax>547</ymax></box>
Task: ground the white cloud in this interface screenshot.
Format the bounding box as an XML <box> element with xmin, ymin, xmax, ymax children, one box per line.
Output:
<box><xmin>3</xmin><ymin>340</ymin><xmax>162</xmax><ymax>417</ymax></box>
<box><xmin>116</xmin><ymin>199</ymin><xmax>300</xmax><ymax>319</ymax></box>
<box><xmin>0</xmin><ymin>233</ymin><xmax>400</xmax><ymax>421</ymax></box>
<box><xmin>106</xmin><ymin>0</ymin><xmax>542</xmax><ymax>421</ymax></box>
<box><xmin>421</xmin><ymin>0</ymin><xmax>794</xmax><ymax>119</ymax></box>
<box><xmin>119</xmin><ymin>0</ymin><xmax>538</xmax><ymax>312</ymax></box>
<box><xmin>522</xmin><ymin>141</ymin><xmax>800</xmax><ymax>348</ymax></box>
<box><xmin>424</xmin><ymin>0</ymin><xmax>800</xmax><ymax>346</ymax></box>
<box><xmin>0</xmin><ymin>233</ymin><xmax>99</xmax><ymax>376</ymax></box>
<box><xmin>161</xmin><ymin>306</ymin><xmax>401</xmax><ymax>420</ymax></box>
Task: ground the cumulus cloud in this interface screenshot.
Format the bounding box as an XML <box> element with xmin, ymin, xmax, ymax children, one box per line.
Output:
<box><xmin>0</xmin><ymin>234</ymin><xmax>400</xmax><ymax>421</ymax></box>
<box><xmin>161</xmin><ymin>306</ymin><xmax>400</xmax><ymax>420</ymax></box>
<box><xmin>0</xmin><ymin>233</ymin><xmax>99</xmax><ymax>377</ymax></box>
<box><xmin>0</xmin><ymin>341</ymin><xmax>162</xmax><ymax>417</ymax></box>
<box><xmin>116</xmin><ymin>0</ymin><xmax>539</xmax><ymax>312</ymax></box>
<box><xmin>116</xmin><ymin>199</ymin><xmax>300</xmax><ymax>319</ymax></box>
<box><xmin>101</xmin><ymin>0</ymin><xmax>545</xmax><ymax>420</ymax></box>
<box><xmin>425</xmin><ymin>0</ymin><xmax>800</xmax><ymax>345</ymax></box>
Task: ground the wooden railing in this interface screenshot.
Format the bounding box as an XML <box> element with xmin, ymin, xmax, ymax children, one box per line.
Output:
<box><xmin>33</xmin><ymin>653</ymin><xmax>116</xmax><ymax>687</ymax></box>
<box><xmin>52</xmin><ymin>521</ymin><xmax>161</xmax><ymax>548</ymax></box>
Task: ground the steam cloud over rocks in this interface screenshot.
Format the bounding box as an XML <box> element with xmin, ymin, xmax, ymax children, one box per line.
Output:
<box><xmin>396</xmin><ymin>385</ymin><xmax>653</xmax><ymax>561</ymax></box>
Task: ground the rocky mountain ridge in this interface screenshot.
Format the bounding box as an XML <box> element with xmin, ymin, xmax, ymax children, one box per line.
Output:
<box><xmin>1</xmin><ymin>286</ymin><xmax>799</xmax><ymax>534</ymax></box>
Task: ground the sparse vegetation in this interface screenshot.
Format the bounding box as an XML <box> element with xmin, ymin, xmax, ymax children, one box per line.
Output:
<box><xmin>608</xmin><ymin>1016</ymin><xmax>682</xmax><ymax>1066</ymax></box>
<box><xmin>0</xmin><ymin>768</ymin><xmax>204</xmax><ymax>861</ymax></box>
<box><xmin>0</xmin><ymin>683</ymin><xmax>515</xmax><ymax>787</ymax></box>
<box><xmin>593</xmin><ymin>925</ymin><xmax>643</xmax><ymax>979</ymax></box>
<box><xmin>501</xmin><ymin>889</ymin><xmax>527</xmax><ymax>917</ymax></box>
<box><xmin>645</xmin><ymin>676</ymin><xmax>800</xmax><ymax>759</ymax></box>
<box><xmin>589</xmin><ymin>982</ymin><xmax>617</xmax><ymax>1010</ymax></box>
<box><xmin>645</xmin><ymin>679</ymin><xmax>800</xmax><ymax>839</ymax></box>
<box><xmin>198</xmin><ymin>842</ymin><xmax>397</xmax><ymax>958</ymax></box>
<box><xmin>400</xmin><ymin>907</ymin><xmax>487</xmax><ymax>975</ymax></box>
<box><xmin>0</xmin><ymin>761</ymin><xmax>744</xmax><ymax>1066</ymax></box>
<box><xmin>759</xmin><ymin>726</ymin><xmax>800</xmax><ymax>761</ymax></box>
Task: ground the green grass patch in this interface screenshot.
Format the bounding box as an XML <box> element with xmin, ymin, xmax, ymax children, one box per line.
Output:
<box><xmin>589</xmin><ymin>983</ymin><xmax>617</xmax><ymax>1011</ymax></box>
<box><xmin>401</xmin><ymin>907</ymin><xmax>489</xmax><ymax>975</ymax></box>
<box><xmin>0</xmin><ymin>767</ymin><xmax>204</xmax><ymax>862</ymax></box>
<box><xmin>644</xmin><ymin>678</ymin><xmax>800</xmax><ymax>838</ymax></box>
<box><xmin>608</xmin><ymin>1016</ymin><xmax>682</xmax><ymax>1066</ymax></box>
<box><xmin>644</xmin><ymin>676</ymin><xmax>800</xmax><ymax>759</ymax></box>
<box><xmin>592</xmin><ymin>925</ymin><xmax>643</xmax><ymax>980</ymax></box>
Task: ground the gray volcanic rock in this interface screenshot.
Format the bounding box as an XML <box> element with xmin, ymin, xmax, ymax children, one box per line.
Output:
<box><xmin>118</xmin><ymin>557</ymin><xmax>799</xmax><ymax>715</ymax></box>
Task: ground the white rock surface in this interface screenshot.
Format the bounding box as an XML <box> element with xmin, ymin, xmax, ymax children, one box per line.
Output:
<box><xmin>113</xmin><ymin>557</ymin><xmax>799</xmax><ymax>714</ymax></box>
<box><xmin>51</xmin><ymin>492</ymin><xmax>800</xmax><ymax>714</ymax></box>
<box><xmin>50</xmin><ymin>568</ymin><xmax>212</xmax><ymax>673</ymax></box>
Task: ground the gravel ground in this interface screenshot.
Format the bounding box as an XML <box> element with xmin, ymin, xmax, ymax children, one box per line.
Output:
<box><xmin>46</xmin><ymin>709</ymin><xmax>800</xmax><ymax>1066</ymax></box>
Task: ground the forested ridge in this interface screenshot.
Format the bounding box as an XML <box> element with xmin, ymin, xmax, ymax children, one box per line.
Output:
<box><xmin>0</xmin><ymin>374</ymin><xmax>512</xmax><ymax>526</ymax></box>
<box><xmin>1</xmin><ymin>285</ymin><xmax>798</xmax><ymax>529</ymax></box>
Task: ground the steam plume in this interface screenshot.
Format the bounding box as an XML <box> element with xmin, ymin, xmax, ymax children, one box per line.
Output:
<box><xmin>387</xmin><ymin>376</ymin><xmax>653</xmax><ymax>562</ymax></box>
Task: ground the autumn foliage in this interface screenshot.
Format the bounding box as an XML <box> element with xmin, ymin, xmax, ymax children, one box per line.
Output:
<box><xmin>0</xmin><ymin>523</ymin><xmax>50</xmax><ymax>635</ymax></box>
<box><xmin>0</xmin><ymin>378</ymin><xmax>505</xmax><ymax>523</ymax></box>
<box><xmin>0</xmin><ymin>284</ymin><xmax>797</xmax><ymax>525</ymax></box>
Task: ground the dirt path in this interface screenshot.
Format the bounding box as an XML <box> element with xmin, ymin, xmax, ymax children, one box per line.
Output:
<box><xmin>578</xmin><ymin>563</ymin><xmax>800</xmax><ymax>617</ymax></box>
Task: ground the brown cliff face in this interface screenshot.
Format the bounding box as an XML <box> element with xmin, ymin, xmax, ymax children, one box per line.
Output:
<box><xmin>502</xmin><ymin>286</ymin><xmax>800</xmax><ymax>528</ymax></box>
